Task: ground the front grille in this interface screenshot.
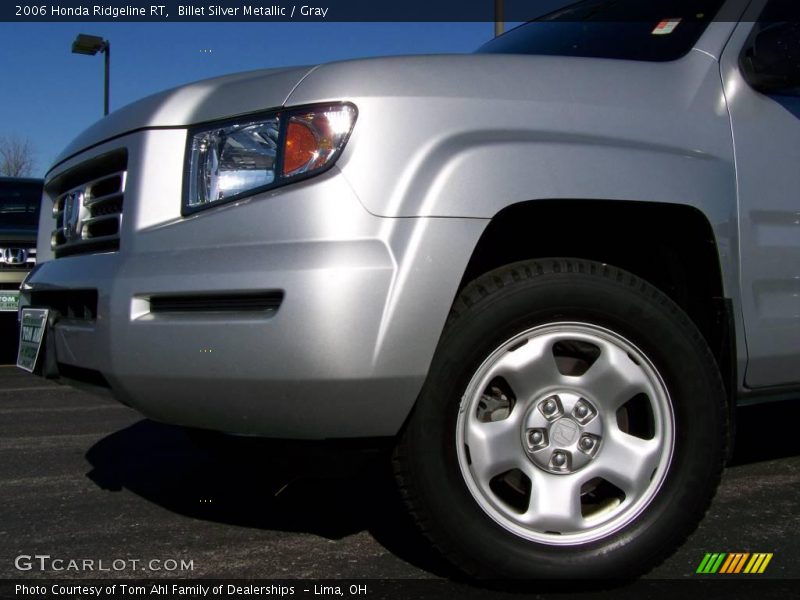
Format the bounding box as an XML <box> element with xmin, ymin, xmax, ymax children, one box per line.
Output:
<box><xmin>29</xmin><ymin>289</ymin><xmax>98</xmax><ymax>321</ymax></box>
<box><xmin>48</xmin><ymin>150</ymin><xmax>127</xmax><ymax>258</ymax></box>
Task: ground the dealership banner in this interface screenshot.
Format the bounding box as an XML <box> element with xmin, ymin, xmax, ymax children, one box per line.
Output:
<box><xmin>1</xmin><ymin>579</ymin><xmax>798</xmax><ymax>600</ymax></box>
<box><xmin>2</xmin><ymin>0</ymin><xmax>797</xmax><ymax>22</ymax></box>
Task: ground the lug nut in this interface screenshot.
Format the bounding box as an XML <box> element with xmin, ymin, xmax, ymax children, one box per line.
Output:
<box><xmin>575</xmin><ymin>404</ymin><xmax>589</xmax><ymax>418</ymax></box>
<box><xmin>543</xmin><ymin>399</ymin><xmax>557</xmax><ymax>415</ymax></box>
<box><xmin>580</xmin><ymin>436</ymin><xmax>594</xmax><ymax>451</ymax></box>
<box><xmin>529</xmin><ymin>430</ymin><xmax>543</xmax><ymax>445</ymax></box>
<box><xmin>552</xmin><ymin>452</ymin><xmax>566</xmax><ymax>467</ymax></box>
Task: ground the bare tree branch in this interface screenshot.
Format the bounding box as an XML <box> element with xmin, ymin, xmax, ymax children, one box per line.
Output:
<box><xmin>0</xmin><ymin>135</ymin><xmax>36</xmax><ymax>177</ymax></box>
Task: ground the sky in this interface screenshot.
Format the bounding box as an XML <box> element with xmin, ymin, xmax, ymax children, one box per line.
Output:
<box><xmin>0</xmin><ymin>22</ymin><xmax>500</xmax><ymax>176</ymax></box>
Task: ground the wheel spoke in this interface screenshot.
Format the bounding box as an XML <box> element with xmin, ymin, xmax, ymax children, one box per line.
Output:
<box><xmin>464</xmin><ymin>413</ymin><xmax>524</xmax><ymax>486</ymax></box>
<box><xmin>591</xmin><ymin>428</ymin><xmax>662</xmax><ymax>499</ymax></box>
<box><xmin>487</xmin><ymin>334</ymin><xmax>563</xmax><ymax>401</ymax></box>
<box><xmin>522</xmin><ymin>468</ymin><xmax>585</xmax><ymax>532</ymax></box>
<box><xmin>576</xmin><ymin>340</ymin><xmax>651</xmax><ymax>411</ymax></box>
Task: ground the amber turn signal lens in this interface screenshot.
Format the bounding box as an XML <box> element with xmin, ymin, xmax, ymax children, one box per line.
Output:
<box><xmin>281</xmin><ymin>105</ymin><xmax>356</xmax><ymax>178</ymax></box>
<box><xmin>283</xmin><ymin>120</ymin><xmax>320</xmax><ymax>176</ymax></box>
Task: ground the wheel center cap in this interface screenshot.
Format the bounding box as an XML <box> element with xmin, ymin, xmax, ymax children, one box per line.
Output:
<box><xmin>522</xmin><ymin>392</ymin><xmax>604</xmax><ymax>475</ymax></box>
<box><xmin>551</xmin><ymin>418</ymin><xmax>580</xmax><ymax>446</ymax></box>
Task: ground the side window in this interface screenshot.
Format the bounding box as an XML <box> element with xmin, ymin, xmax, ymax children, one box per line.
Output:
<box><xmin>739</xmin><ymin>0</ymin><xmax>800</xmax><ymax>95</ymax></box>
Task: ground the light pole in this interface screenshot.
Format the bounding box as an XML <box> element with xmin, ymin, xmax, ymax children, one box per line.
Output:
<box><xmin>71</xmin><ymin>34</ymin><xmax>110</xmax><ymax>116</ymax></box>
<box><xmin>495</xmin><ymin>0</ymin><xmax>504</xmax><ymax>37</ymax></box>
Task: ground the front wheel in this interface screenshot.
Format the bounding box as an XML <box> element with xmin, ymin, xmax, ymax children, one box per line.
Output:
<box><xmin>394</xmin><ymin>259</ymin><xmax>727</xmax><ymax>579</ymax></box>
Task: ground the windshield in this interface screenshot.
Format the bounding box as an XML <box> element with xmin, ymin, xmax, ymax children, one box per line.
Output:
<box><xmin>0</xmin><ymin>180</ymin><xmax>42</xmax><ymax>232</ymax></box>
<box><xmin>478</xmin><ymin>0</ymin><xmax>725</xmax><ymax>62</ymax></box>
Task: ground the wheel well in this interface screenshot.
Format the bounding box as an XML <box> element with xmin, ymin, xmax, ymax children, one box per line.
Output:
<box><xmin>459</xmin><ymin>199</ymin><xmax>734</xmax><ymax>397</ymax></box>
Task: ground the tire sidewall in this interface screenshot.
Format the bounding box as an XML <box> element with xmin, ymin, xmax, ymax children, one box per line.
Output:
<box><xmin>405</xmin><ymin>263</ymin><xmax>726</xmax><ymax>579</ymax></box>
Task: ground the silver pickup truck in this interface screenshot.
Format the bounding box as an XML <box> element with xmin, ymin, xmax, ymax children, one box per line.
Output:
<box><xmin>18</xmin><ymin>0</ymin><xmax>800</xmax><ymax>580</ymax></box>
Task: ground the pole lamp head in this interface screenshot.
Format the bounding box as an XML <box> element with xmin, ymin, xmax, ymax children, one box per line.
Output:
<box><xmin>71</xmin><ymin>34</ymin><xmax>108</xmax><ymax>55</ymax></box>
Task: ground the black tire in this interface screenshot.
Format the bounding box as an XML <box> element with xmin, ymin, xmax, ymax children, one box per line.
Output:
<box><xmin>393</xmin><ymin>258</ymin><xmax>727</xmax><ymax>579</ymax></box>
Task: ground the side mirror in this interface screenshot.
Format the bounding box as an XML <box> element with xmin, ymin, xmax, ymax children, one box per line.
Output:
<box><xmin>740</xmin><ymin>22</ymin><xmax>800</xmax><ymax>95</ymax></box>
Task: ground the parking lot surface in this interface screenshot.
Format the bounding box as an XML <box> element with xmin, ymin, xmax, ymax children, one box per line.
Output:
<box><xmin>0</xmin><ymin>360</ymin><xmax>799</xmax><ymax>582</ymax></box>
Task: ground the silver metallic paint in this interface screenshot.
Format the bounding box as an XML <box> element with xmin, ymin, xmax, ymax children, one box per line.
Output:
<box><xmin>26</xmin><ymin>3</ymin><xmax>795</xmax><ymax>436</ymax></box>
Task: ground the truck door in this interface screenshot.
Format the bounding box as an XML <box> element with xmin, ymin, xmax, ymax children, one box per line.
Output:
<box><xmin>721</xmin><ymin>0</ymin><xmax>800</xmax><ymax>387</ymax></box>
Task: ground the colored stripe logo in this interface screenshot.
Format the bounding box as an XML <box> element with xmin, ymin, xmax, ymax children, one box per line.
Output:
<box><xmin>696</xmin><ymin>553</ymin><xmax>773</xmax><ymax>574</ymax></box>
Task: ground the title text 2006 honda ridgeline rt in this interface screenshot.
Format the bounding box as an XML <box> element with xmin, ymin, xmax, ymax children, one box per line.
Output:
<box><xmin>18</xmin><ymin>0</ymin><xmax>800</xmax><ymax>579</ymax></box>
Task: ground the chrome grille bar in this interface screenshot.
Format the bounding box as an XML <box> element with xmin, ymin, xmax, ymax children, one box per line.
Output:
<box><xmin>51</xmin><ymin>168</ymin><xmax>126</xmax><ymax>257</ymax></box>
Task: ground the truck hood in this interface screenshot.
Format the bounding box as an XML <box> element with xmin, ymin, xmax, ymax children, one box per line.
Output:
<box><xmin>54</xmin><ymin>52</ymin><xmax>715</xmax><ymax>171</ymax></box>
<box><xmin>53</xmin><ymin>65</ymin><xmax>315</xmax><ymax>168</ymax></box>
<box><xmin>54</xmin><ymin>53</ymin><xmax>601</xmax><ymax>168</ymax></box>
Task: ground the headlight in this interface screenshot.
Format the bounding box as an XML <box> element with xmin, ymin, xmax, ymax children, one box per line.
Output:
<box><xmin>184</xmin><ymin>102</ymin><xmax>357</xmax><ymax>214</ymax></box>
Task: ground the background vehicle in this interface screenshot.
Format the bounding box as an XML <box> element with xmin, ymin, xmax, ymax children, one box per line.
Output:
<box><xmin>0</xmin><ymin>177</ymin><xmax>40</xmax><ymax>360</ymax></box>
<box><xmin>17</xmin><ymin>0</ymin><xmax>800</xmax><ymax>579</ymax></box>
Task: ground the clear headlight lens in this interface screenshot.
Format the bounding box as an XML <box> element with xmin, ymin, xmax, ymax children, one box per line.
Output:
<box><xmin>187</xmin><ymin>118</ymin><xmax>280</xmax><ymax>209</ymax></box>
<box><xmin>185</xmin><ymin>103</ymin><xmax>357</xmax><ymax>214</ymax></box>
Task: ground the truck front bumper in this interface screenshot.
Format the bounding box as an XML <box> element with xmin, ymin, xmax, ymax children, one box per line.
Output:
<box><xmin>24</xmin><ymin>129</ymin><xmax>485</xmax><ymax>438</ymax></box>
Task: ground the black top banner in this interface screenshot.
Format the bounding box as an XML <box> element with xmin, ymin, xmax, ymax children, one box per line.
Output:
<box><xmin>10</xmin><ymin>0</ymin><xmax>523</xmax><ymax>22</ymax></box>
<box><xmin>2</xmin><ymin>0</ymin><xmax>798</xmax><ymax>23</ymax></box>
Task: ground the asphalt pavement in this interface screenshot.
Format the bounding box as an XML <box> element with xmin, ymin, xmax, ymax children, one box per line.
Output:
<box><xmin>0</xmin><ymin>344</ymin><xmax>798</xmax><ymax>586</ymax></box>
